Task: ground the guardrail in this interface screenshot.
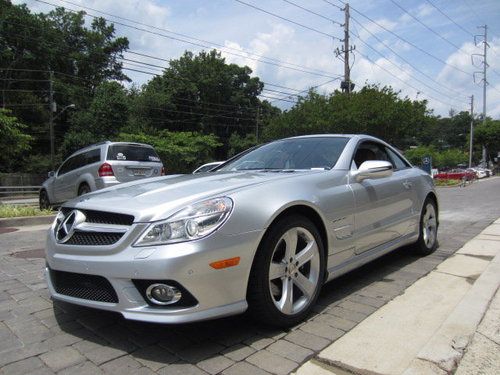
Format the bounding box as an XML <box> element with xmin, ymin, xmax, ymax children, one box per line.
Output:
<box><xmin>0</xmin><ymin>186</ymin><xmax>41</xmax><ymax>198</ymax></box>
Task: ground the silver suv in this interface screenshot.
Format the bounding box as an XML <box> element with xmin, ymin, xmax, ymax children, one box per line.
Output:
<box><xmin>40</xmin><ymin>141</ymin><xmax>164</xmax><ymax>209</ymax></box>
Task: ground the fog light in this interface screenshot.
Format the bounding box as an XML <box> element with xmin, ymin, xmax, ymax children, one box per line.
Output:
<box><xmin>146</xmin><ymin>283</ymin><xmax>182</xmax><ymax>305</ymax></box>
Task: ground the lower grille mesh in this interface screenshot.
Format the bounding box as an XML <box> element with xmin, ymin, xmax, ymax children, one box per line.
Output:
<box><xmin>65</xmin><ymin>231</ymin><xmax>123</xmax><ymax>246</ymax></box>
<box><xmin>50</xmin><ymin>269</ymin><xmax>118</xmax><ymax>303</ymax></box>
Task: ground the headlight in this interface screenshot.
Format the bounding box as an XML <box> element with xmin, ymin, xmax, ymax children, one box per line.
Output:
<box><xmin>134</xmin><ymin>197</ymin><xmax>233</xmax><ymax>246</ymax></box>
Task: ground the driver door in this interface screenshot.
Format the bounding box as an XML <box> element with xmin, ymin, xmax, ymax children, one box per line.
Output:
<box><xmin>350</xmin><ymin>141</ymin><xmax>414</xmax><ymax>254</ymax></box>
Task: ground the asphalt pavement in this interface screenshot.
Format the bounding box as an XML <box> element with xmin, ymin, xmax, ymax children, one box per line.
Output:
<box><xmin>0</xmin><ymin>177</ymin><xmax>499</xmax><ymax>375</ymax></box>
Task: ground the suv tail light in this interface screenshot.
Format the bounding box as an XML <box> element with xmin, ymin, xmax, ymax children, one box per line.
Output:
<box><xmin>161</xmin><ymin>167</ymin><xmax>165</xmax><ymax>176</ymax></box>
<box><xmin>98</xmin><ymin>163</ymin><xmax>114</xmax><ymax>177</ymax></box>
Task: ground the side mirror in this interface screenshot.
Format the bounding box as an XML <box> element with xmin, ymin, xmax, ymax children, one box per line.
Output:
<box><xmin>48</xmin><ymin>171</ymin><xmax>55</xmax><ymax>178</ymax></box>
<box><xmin>353</xmin><ymin>160</ymin><xmax>393</xmax><ymax>182</ymax></box>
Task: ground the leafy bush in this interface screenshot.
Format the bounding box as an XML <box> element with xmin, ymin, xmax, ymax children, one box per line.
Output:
<box><xmin>117</xmin><ymin>131</ymin><xmax>221</xmax><ymax>174</ymax></box>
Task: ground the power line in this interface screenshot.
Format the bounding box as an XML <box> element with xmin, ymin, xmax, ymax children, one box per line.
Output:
<box><xmin>330</xmin><ymin>0</ymin><xmax>471</xmax><ymax>76</ymax></box>
<box><xmin>424</xmin><ymin>0</ymin><xmax>474</xmax><ymax>37</ymax></box>
<box><xmin>354</xmin><ymin>48</ymin><xmax>465</xmax><ymax>109</ymax></box>
<box><xmin>350</xmin><ymin>16</ymin><xmax>469</xmax><ymax>99</ymax></box>
<box><xmin>233</xmin><ymin>0</ymin><xmax>342</xmax><ymax>40</ymax></box>
<box><xmin>388</xmin><ymin>0</ymin><xmax>463</xmax><ymax>50</ymax></box>
<box><xmin>320</xmin><ymin>0</ymin><xmax>343</xmax><ymax>11</ymax></box>
<box><xmin>39</xmin><ymin>0</ymin><xmax>341</xmax><ymax>80</ymax></box>
<box><xmin>282</xmin><ymin>0</ymin><xmax>343</xmax><ymax>26</ymax></box>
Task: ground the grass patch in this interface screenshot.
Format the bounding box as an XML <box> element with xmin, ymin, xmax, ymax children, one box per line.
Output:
<box><xmin>434</xmin><ymin>178</ymin><xmax>461</xmax><ymax>187</ymax></box>
<box><xmin>0</xmin><ymin>205</ymin><xmax>53</xmax><ymax>218</ymax></box>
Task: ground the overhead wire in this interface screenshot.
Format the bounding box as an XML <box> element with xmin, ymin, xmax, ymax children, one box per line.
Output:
<box><xmin>330</xmin><ymin>0</ymin><xmax>472</xmax><ymax>76</ymax></box>
<box><xmin>388</xmin><ymin>0</ymin><xmax>464</xmax><ymax>50</ymax></box>
<box><xmin>233</xmin><ymin>0</ymin><xmax>342</xmax><ymax>40</ymax></box>
<box><xmin>350</xmin><ymin>17</ymin><xmax>469</xmax><ymax>100</ymax></box>
<box><xmin>424</xmin><ymin>0</ymin><xmax>474</xmax><ymax>37</ymax></box>
<box><xmin>38</xmin><ymin>0</ymin><xmax>341</xmax><ymax>80</ymax></box>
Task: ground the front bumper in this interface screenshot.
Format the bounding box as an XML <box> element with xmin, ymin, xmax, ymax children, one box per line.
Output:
<box><xmin>45</xmin><ymin>223</ymin><xmax>262</xmax><ymax>323</ymax></box>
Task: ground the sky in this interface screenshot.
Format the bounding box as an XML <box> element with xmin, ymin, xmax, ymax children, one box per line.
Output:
<box><xmin>16</xmin><ymin>0</ymin><xmax>500</xmax><ymax>118</ymax></box>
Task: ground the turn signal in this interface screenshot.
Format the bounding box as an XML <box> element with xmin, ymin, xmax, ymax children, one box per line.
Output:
<box><xmin>210</xmin><ymin>257</ymin><xmax>240</xmax><ymax>269</ymax></box>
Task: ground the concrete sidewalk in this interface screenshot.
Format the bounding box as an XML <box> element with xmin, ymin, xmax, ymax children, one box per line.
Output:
<box><xmin>294</xmin><ymin>218</ymin><xmax>500</xmax><ymax>375</ymax></box>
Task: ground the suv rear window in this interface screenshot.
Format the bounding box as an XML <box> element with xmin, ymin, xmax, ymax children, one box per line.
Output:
<box><xmin>106</xmin><ymin>145</ymin><xmax>161</xmax><ymax>162</ymax></box>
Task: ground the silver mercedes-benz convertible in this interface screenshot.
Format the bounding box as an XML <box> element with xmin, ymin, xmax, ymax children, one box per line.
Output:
<box><xmin>45</xmin><ymin>134</ymin><xmax>438</xmax><ymax>326</ymax></box>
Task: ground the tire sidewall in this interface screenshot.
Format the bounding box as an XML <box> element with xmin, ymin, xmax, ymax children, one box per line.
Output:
<box><xmin>415</xmin><ymin>199</ymin><xmax>438</xmax><ymax>255</ymax></box>
<box><xmin>78</xmin><ymin>184</ymin><xmax>90</xmax><ymax>196</ymax></box>
<box><xmin>39</xmin><ymin>190</ymin><xmax>50</xmax><ymax>210</ymax></box>
<box><xmin>248</xmin><ymin>215</ymin><xmax>325</xmax><ymax>326</ymax></box>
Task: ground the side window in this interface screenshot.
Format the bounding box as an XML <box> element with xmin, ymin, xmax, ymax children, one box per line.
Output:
<box><xmin>385</xmin><ymin>147</ymin><xmax>410</xmax><ymax>170</ymax></box>
<box><xmin>84</xmin><ymin>149</ymin><xmax>101</xmax><ymax>166</ymax></box>
<box><xmin>72</xmin><ymin>154</ymin><xmax>85</xmax><ymax>171</ymax></box>
<box><xmin>353</xmin><ymin>141</ymin><xmax>391</xmax><ymax>168</ymax></box>
<box><xmin>58</xmin><ymin>159</ymin><xmax>71</xmax><ymax>175</ymax></box>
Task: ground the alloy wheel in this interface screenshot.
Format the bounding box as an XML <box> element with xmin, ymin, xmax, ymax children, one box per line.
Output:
<box><xmin>422</xmin><ymin>203</ymin><xmax>437</xmax><ymax>249</ymax></box>
<box><xmin>268</xmin><ymin>227</ymin><xmax>321</xmax><ymax>315</ymax></box>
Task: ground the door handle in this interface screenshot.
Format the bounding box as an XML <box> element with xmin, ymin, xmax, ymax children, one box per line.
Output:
<box><xmin>403</xmin><ymin>180</ymin><xmax>413</xmax><ymax>189</ymax></box>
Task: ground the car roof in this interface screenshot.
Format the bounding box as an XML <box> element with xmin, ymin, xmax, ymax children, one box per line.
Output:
<box><xmin>67</xmin><ymin>141</ymin><xmax>154</xmax><ymax>158</ymax></box>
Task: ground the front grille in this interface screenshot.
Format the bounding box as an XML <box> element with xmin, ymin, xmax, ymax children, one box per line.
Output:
<box><xmin>65</xmin><ymin>231</ymin><xmax>123</xmax><ymax>246</ymax></box>
<box><xmin>60</xmin><ymin>208</ymin><xmax>134</xmax><ymax>225</ymax></box>
<box><xmin>50</xmin><ymin>268</ymin><xmax>118</xmax><ymax>303</ymax></box>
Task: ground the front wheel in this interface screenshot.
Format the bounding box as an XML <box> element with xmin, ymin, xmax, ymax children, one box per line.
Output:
<box><xmin>413</xmin><ymin>199</ymin><xmax>438</xmax><ymax>255</ymax></box>
<box><xmin>39</xmin><ymin>190</ymin><xmax>51</xmax><ymax>210</ymax></box>
<box><xmin>247</xmin><ymin>215</ymin><xmax>325</xmax><ymax>327</ymax></box>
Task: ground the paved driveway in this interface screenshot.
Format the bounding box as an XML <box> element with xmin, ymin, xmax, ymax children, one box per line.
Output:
<box><xmin>1</xmin><ymin>178</ymin><xmax>499</xmax><ymax>375</ymax></box>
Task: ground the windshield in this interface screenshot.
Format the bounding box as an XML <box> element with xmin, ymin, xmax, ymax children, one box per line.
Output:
<box><xmin>218</xmin><ymin>137</ymin><xmax>349</xmax><ymax>171</ymax></box>
<box><xmin>107</xmin><ymin>145</ymin><xmax>160</xmax><ymax>162</ymax></box>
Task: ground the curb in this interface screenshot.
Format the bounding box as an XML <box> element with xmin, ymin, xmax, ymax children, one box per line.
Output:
<box><xmin>294</xmin><ymin>220</ymin><xmax>500</xmax><ymax>375</ymax></box>
<box><xmin>403</xmin><ymin>228</ymin><xmax>500</xmax><ymax>374</ymax></box>
<box><xmin>0</xmin><ymin>215</ymin><xmax>55</xmax><ymax>228</ymax></box>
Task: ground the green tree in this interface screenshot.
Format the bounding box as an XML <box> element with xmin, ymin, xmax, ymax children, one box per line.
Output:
<box><xmin>61</xmin><ymin>82</ymin><xmax>130</xmax><ymax>157</ymax></box>
<box><xmin>0</xmin><ymin>109</ymin><xmax>32</xmax><ymax>172</ymax></box>
<box><xmin>474</xmin><ymin>119</ymin><xmax>500</xmax><ymax>163</ymax></box>
<box><xmin>117</xmin><ymin>131</ymin><xmax>222</xmax><ymax>173</ymax></box>
<box><xmin>134</xmin><ymin>50</ymin><xmax>266</xmax><ymax>157</ymax></box>
<box><xmin>1</xmin><ymin>1</ymin><xmax>129</xmax><ymax>171</ymax></box>
<box><xmin>264</xmin><ymin>85</ymin><xmax>433</xmax><ymax>149</ymax></box>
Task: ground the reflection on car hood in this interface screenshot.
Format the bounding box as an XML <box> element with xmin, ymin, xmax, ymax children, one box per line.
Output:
<box><xmin>66</xmin><ymin>170</ymin><xmax>320</xmax><ymax>222</ymax></box>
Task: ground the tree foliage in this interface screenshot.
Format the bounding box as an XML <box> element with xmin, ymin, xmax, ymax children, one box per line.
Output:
<box><xmin>264</xmin><ymin>85</ymin><xmax>433</xmax><ymax>149</ymax></box>
<box><xmin>117</xmin><ymin>131</ymin><xmax>222</xmax><ymax>173</ymax></box>
<box><xmin>0</xmin><ymin>109</ymin><xmax>32</xmax><ymax>172</ymax></box>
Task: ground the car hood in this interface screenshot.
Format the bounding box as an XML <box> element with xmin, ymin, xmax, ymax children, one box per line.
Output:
<box><xmin>65</xmin><ymin>170</ymin><xmax>322</xmax><ymax>222</ymax></box>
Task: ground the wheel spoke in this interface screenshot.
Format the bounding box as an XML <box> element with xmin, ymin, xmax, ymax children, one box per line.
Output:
<box><xmin>295</xmin><ymin>272</ymin><xmax>315</xmax><ymax>299</ymax></box>
<box><xmin>282</xmin><ymin>229</ymin><xmax>298</xmax><ymax>260</ymax></box>
<box><xmin>279</xmin><ymin>277</ymin><xmax>294</xmax><ymax>314</ymax></box>
<box><xmin>428</xmin><ymin>217</ymin><xmax>437</xmax><ymax>228</ymax></box>
<box><xmin>269</xmin><ymin>262</ymin><xmax>286</xmax><ymax>281</ymax></box>
<box><xmin>295</xmin><ymin>241</ymin><xmax>317</xmax><ymax>267</ymax></box>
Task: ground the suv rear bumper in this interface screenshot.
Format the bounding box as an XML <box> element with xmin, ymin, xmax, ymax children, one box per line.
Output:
<box><xmin>95</xmin><ymin>177</ymin><xmax>121</xmax><ymax>190</ymax></box>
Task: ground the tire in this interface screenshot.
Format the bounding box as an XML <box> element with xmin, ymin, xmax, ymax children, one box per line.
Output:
<box><xmin>78</xmin><ymin>183</ymin><xmax>90</xmax><ymax>196</ymax></box>
<box><xmin>412</xmin><ymin>198</ymin><xmax>438</xmax><ymax>256</ymax></box>
<box><xmin>247</xmin><ymin>215</ymin><xmax>325</xmax><ymax>327</ymax></box>
<box><xmin>39</xmin><ymin>190</ymin><xmax>51</xmax><ymax>210</ymax></box>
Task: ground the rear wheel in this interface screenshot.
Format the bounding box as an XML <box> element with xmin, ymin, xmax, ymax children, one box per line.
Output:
<box><xmin>247</xmin><ymin>215</ymin><xmax>325</xmax><ymax>327</ymax></box>
<box><xmin>78</xmin><ymin>183</ymin><xmax>90</xmax><ymax>196</ymax></box>
<box><xmin>39</xmin><ymin>190</ymin><xmax>51</xmax><ymax>210</ymax></box>
<box><xmin>413</xmin><ymin>198</ymin><xmax>438</xmax><ymax>255</ymax></box>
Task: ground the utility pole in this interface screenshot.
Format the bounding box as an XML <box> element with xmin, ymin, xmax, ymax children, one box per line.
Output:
<box><xmin>336</xmin><ymin>2</ymin><xmax>355</xmax><ymax>93</ymax></box>
<box><xmin>469</xmin><ymin>95</ymin><xmax>474</xmax><ymax>168</ymax></box>
<box><xmin>472</xmin><ymin>25</ymin><xmax>489</xmax><ymax>167</ymax></box>
<box><xmin>49</xmin><ymin>70</ymin><xmax>56</xmax><ymax>170</ymax></box>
